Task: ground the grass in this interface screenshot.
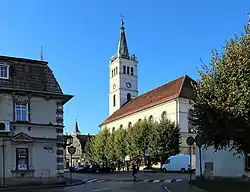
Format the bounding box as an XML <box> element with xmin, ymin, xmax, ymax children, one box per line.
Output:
<box><xmin>190</xmin><ymin>179</ymin><xmax>250</xmax><ymax>192</ymax></box>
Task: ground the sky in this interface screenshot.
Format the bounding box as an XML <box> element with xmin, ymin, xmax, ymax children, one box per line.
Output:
<box><xmin>0</xmin><ymin>0</ymin><xmax>249</xmax><ymax>135</ymax></box>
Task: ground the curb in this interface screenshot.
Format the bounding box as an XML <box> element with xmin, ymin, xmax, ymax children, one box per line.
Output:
<box><xmin>0</xmin><ymin>180</ymin><xmax>85</xmax><ymax>191</ymax></box>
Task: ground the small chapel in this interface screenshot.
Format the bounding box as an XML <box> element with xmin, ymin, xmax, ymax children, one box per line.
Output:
<box><xmin>99</xmin><ymin>19</ymin><xmax>197</xmax><ymax>154</ymax></box>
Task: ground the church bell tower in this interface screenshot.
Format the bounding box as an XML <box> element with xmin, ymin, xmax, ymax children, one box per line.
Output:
<box><xmin>109</xmin><ymin>19</ymin><xmax>138</xmax><ymax>116</ymax></box>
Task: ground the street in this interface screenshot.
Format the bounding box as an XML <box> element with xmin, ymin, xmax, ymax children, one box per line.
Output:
<box><xmin>20</xmin><ymin>172</ymin><xmax>201</xmax><ymax>192</ymax></box>
<box><xmin>64</xmin><ymin>171</ymin><xmax>192</xmax><ymax>181</ymax></box>
<box><xmin>26</xmin><ymin>181</ymin><xmax>167</xmax><ymax>192</ymax></box>
<box><xmin>6</xmin><ymin>172</ymin><xmax>202</xmax><ymax>192</ymax></box>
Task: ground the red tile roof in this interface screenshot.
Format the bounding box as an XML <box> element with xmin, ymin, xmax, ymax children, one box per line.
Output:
<box><xmin>100</xmin><ymin>75</ymin><xmax>196</xmax><ymax>126</ymax></box>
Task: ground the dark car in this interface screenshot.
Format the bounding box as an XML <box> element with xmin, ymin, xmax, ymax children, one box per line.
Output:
<box><xmin>97</xmin><ymin>164</ymin><xmax>115</xmax><ymax>173</ymax></box>
<box><xmin>75</xmin><ymin>165</ymin><xmax>90</xmax><ymax>173</ymax></box>
<box><xmin>89</xmin><ymin>164</ymin><xmax>99</xmax><ymax>173</ymax></box>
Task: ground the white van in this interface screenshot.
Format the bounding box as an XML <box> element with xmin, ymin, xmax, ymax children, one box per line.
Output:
<box><xmin>161</xmin><ymin>154</ymin><xmax>196</xmax><ymax>172</ymax></box>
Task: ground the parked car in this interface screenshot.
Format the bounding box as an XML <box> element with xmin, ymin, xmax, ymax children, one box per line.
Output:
<box><xmin>69</xmin><ymin>165</ymin><xmax>78</xmax><ymax>172</ymax></box>
<box><xmin>75</xmin><ymin>165</ymin><xmax>90</xmax><ymax>173</ymax></box>
<box><xmin>89</xmin><ymin>164</ymin><xmax>99</xmax><ymax>173</ymax></box>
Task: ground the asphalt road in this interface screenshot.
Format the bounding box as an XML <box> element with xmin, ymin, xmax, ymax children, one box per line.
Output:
<box><xmin>22</xmin><ymin>180</ymin><xmax>202</xmax><ymax>192</ymax></box>
<box><xmin>21</xmin><ymin>181</ymin><xmax>169</xmax><ymax>192</ymax></box>
<box><xmin>65</xmin><ymin>171</ymin><xmax>192</xmax><ymax>181</ymax></box>
<box><xmin>11</xmin><ymin>172</ymin><xmax>200</xmax><ymax>192</ymax></box>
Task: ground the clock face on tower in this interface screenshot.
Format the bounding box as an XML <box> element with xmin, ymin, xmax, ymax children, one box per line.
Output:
<box><xmin>126</xmin><ymin>82</ymin><xmax>131</xmax><ymax>88</ymax></box>
<box><xmin>113</xmin><ymin>84</ymin><xmax>116</xmax><ymax>90</ymax></box>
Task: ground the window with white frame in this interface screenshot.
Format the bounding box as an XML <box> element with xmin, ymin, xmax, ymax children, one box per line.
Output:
<box><xmin>0</xmin><ymin>64</ymin><xmax>9</xmax><ymax>79</ymax></box>
<box><xmin>15</xmin><ymin>103</ymin><xmax>28</xmax><ymax>121</ymax></box>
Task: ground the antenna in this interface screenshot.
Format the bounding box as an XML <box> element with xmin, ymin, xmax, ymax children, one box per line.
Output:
<box><xmin>40</xmin><ymin>46</ymin><xmax>44</xmax><ymax>61</ymax></box>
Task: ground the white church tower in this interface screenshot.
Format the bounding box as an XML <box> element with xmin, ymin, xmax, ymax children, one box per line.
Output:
<box><xmin>109</xmin><ymin>19</ymin><xmax>138</xmax><ymax>115</ymax></box>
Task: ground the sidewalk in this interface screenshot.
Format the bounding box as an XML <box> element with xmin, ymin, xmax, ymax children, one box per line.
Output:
<box><xmin>164</xmin><ymin>180</ymin><xmax>207</xmax><ymax>192</ymax></box>
<box><xmin>0</xmin><ymin>177</ymin><xmax>84</xmax><ymax>191</ymax></box>
<box><xmin>190</xmin><ymin>179</ymin><xmax>250</xmax><ymax>192</ymax></box>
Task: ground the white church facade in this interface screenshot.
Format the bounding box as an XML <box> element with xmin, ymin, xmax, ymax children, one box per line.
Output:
<box><xmin>99</xmin><ymin>20</ymin><xmax>196</xmax><ymax>154</ymax></box>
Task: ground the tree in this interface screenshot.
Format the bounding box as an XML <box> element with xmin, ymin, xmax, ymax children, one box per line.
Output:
<box><xmin>113</xmin><ymin>128</ymin><xmax>127</xmax><ymax>161</ymax></box>
<box><xmin>85</xmin><ymin>136</ymin><xmax>100</xmax><ymax>163</ymax></box>
<box><xmin>126</xmin><ymin>119</ymin><xmax>155</xmax><ymax>161</ymax></box>
<box><xmin>85</xmin><ymin>137</ymin><xmax>95</xmax><ymax>163</ymax></box>
<box><xmin>126</xmin><ymin>122</ymin><xmax>143</xmax><ymax>161</ymax></box>
<box><xmin>87</xmin><ymin>128</ymin><xmax>110</xmax><ymax>164</ymax></box>
<box><xmin>104</xmin><ymin>130</ymin><xmax>116</xmax><ymax>162</ymax></box>
<box><xmin>167</xmin><ymin>123</ymin><xmax>181</xmax><ymax>155</ymax></box>
<box><xmin>189</xmin><ymin>26</ymin><xmax>250</xmax><ymax>154</ymax></box>
<box><xmin>151</xmin><ymin>119</ymin><xmax>181</xmax><ymax>164</ymax></box>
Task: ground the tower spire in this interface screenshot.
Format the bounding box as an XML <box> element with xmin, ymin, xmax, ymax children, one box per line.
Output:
<box><xmin>73</xmin><ymin>119</ymin><xmax>81</xmax><ymax>135</ymax></box>
<box><xmin>117</xmin><ymin>15</ymin><xmax>129</xmax><ymax>59</ymax></box>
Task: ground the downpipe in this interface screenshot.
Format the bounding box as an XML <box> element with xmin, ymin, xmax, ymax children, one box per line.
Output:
<box><xmin>1</xmin><ymin>139</ymin><xmax>5</xmax><ymax>188</ymax></box>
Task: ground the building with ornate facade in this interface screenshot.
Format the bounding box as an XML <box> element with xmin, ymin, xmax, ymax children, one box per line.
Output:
<box><xmin>99</xmin><ymin>20</ymin><xmax>196</xmax><ymax>154</ymax></box>
<box><xmin>0</xmin><ymin>55</ymin><xmax>73</xmax><ymax>186</ymax></box>
<box><xmin>64</xmin><ymin>121</ymin><xmax>94</xmax><ymax>168</ymax></box>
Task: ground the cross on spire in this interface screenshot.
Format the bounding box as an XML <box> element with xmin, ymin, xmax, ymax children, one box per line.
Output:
<box><xmin>120</xmin><ymin>14</ymin><xmax>124</xmax><ymax>28</ymax></box>
<box><xmin>247</xmin><ymin>13</ymin><xmax>250</xmax><ymax>32</ymax></box>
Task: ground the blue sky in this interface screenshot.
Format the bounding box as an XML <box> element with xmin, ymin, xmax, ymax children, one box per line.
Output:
<box><xmin>0</xmin><ymin>0</ymin><xmax>249</xmax><ymax>134</ymax></box>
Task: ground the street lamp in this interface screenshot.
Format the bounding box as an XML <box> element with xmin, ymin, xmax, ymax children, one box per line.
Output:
<box><xmin>195</xmin><ymin>134</ymin><xmax>204</xmax><ymax>180</ymax></box>
<box><xmin>186</xmin><ymin>136</ymin><xmax>195</xmax><ymax>183</ymax></box>
<box><xmin>67</xmin><ymin>145</ymin><xmax>76</xmax><ymax>184</ymax></box>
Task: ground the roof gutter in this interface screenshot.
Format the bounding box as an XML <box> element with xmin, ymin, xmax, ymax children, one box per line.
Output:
<box><xmin>99</xmin><ymin>97</ymin><xmax>178</xmax><ymax>127</ymax></box>
<box><xmin>0</xmin><ymin>88</ymin><xmax>73</xmax><ymax>104</ymax></box>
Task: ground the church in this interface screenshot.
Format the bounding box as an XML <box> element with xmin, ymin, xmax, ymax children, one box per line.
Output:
<box><xmin>99</xmin><ymin>20</ymin><xmax>196</xmax><ymax>154</ymax></box>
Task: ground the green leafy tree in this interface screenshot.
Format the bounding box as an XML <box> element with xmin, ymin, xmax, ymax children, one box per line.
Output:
<box><xmin>85</xmin><ymin>136</ymin><xmax>100</xmax><ymax>163</ymax></box>
<box><xmin>126</xmin><ymin>119</ymin><xmax>155</xmax><ymax>164</ymax></box>
<box><xmin>151</xmin><ymin>119</ymin><xmax>181</xmax><ymax>164</ymax></box>
<box><xmin>126</xmin><ymin>123</ymin><xmax>142</xmax><ymax>160</ymax></box>
<box><xmin>167</xmin><ymin>124</ymin><xmax>181</xmax><ymax>155</ymax></box>
<box><xmin>113</xmin><ymin>128</ymin><xmax>127</xmax><ymax>161</ymax></box>
<box><xmin>104</xmin><ymin>131</ymin><xmax>116</xmax><ymax>162</ymax></box>
<box><xmin>87</xmin><ymin>128</ymin><xmax>110</xmax><ymax>164</ymax></box>
<box><xmin>85</xmin><ymin>137</ymin><xmax>95</xmax><ymax>163</ymax></box>
<box><xmin>189</xmin><ymin>26</ymin><xmax>250</xmax><ymax>154</ymax></box>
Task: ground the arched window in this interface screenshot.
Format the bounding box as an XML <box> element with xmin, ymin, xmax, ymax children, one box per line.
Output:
<box><xmin>120</xmin><ymin>124</ymin><xmax>123</xmax><ymax>129</ymax></box>
<box><xmin>127</xmin><ymin>93</ymin><xmax>131</xmax><ymax>101</ymax></box>
<box><xmin>138</xmin><ymin>119</ymin><xmax>141</xmax><ymax>122</ymax></box>
<box><xmin>128</xmin><ymin>122</ymin><xmax>132</xmax><ymax>128</ymax></box>
<box><xmin>127</xmin><ymin>66</ymin><xmax>130</xmax><ymax>75</ymax></box>
<box><xmin>113</xmin><ymin>94</ymin><xmax>116</xmax><ymax>107</ymax></box>
<box><xmin>112</xmin><ymin>127</ymin><xmax>115</xmax><ymax>132</ymax></box>
<box><xmin>116</xmin><ymin>66</ymin><xmax>118</xmax><ymax>74</ymax></box>
<box><xmin>123</xmin><ymin>66</ymin><xmax>126</xmax><ymax>74</ymax></box>
<box><xmin>149</xmin><ymin>115</ymin><xmax>153</xmax><ymax>122</ymax></box>
<box><xmin>131</xmin><ymin>67</ymin><xmax>134</xmax><ymax>76</ymax></box>
<box><xmin>112</xmin><ymin>70</ymin><xmax>113</xmax><ymax>77</ymax></box>
<box><xmin>161</xmin><ymin>111</ymin><xmax>167</xmax><ymax>120</ymax></box>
